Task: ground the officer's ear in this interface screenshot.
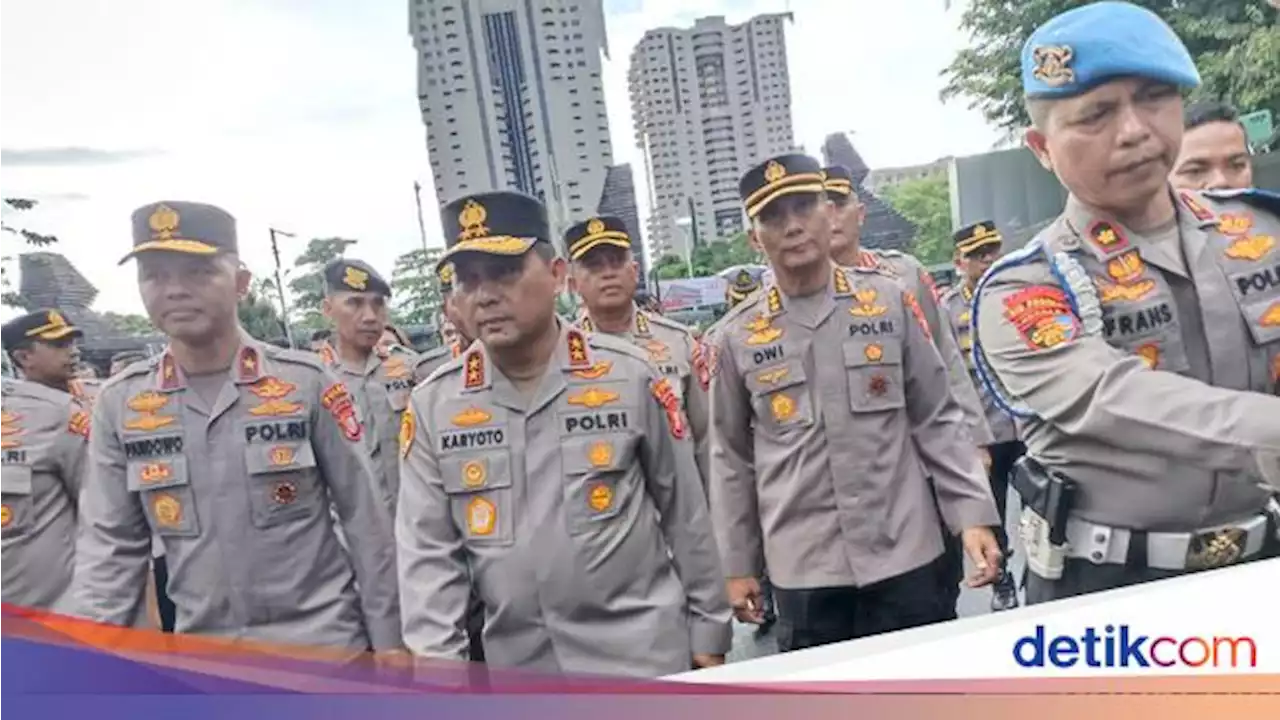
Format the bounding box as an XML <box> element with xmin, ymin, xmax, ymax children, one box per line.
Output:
<box><xmin>1025</xmin><ymin>127</ymin><xmax>1054</xmax><ymax>172</ymax></box>
<box><xmin>549</xmin><ymin>256</ymin><xmax>568</xmax><ymax>294</ymax></box>
<box><xmin>320</xmin><ymin>295</ymin><xmax>334</xmax><ymax>321</ymax></box>
<box><xmin>747</xmin><ymin>229</ymin><xmax>763</xmax><ymax>253</ymax></box>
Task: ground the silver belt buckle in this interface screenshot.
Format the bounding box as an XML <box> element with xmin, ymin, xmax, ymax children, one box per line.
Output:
<box><xmin>1183</xmin><ymin>526</ymin><xmax>1248</xmax><ymax>571</ymax></box>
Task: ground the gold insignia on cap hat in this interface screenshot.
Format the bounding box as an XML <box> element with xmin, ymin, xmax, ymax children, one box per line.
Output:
<box><xmin>47</xmin><ymin>310</ymin><xmax>67</xmax><ymax>327</ymax></box>
<box><xmin>149</xmin><ymin>204</ymin><xmax>180</xmax><ymax>240</ymax></box>
<box><xmin>1032</xmin><ymin>45</ymin><xmax>1075</xmax><ymax>87</ymax></box>
<box><xmin>459</xmin><ymin>199</ymin><xmax>490</xmax><ymax>240</ymax></box>
<box><xmin>344</xmin><ymin>266</ymin><xmax>369</xmax><ymax>290</ymax></box>
<box><xmin>587</xmin><ymin>217</ymin><xmax>605</xmax><ymax>235</ymax></box>
<box><xmin>764</xmin><ymin>160</ymin><xmax>787</xmax><ymax>184</ymax></box>
<box><xmin>438</xmin><ymin>262</ymin><xmax>455</xmax><ymax>285</ymax></box>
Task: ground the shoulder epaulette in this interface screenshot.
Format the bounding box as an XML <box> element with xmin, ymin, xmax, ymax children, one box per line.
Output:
<box><xmin>97</xmin><ymin>357</ymin><xmax>154</xmax><ymax>397</ymax></box>
<box><xmin>266</xmin><ymin>345</ymin><xmax>328</xmax><ymax>372</ymax></box>
<box><xmin>586</xmin><ymin>330</ymin><xmax>653</xmax><ymax>366</ymax></box>
<box><xmin>874</xmin><ymin>248</ymin><xmax>905</xmax><ymax>258</ymax></box>
<box><xmin>421</xmin><ymin>352</ymin><xmax>466</xmax><ymax>386</ymax></box>
<box><xmin>415</xmin><ymin>344</ymin><xmax>450</xmax><ymax>365</ymax></box>
<box><xmin>1203</xmin><ymin>187</ymin><xmax>1280</xmax><ymax>216</ymax></box>
<box><xmin>647</xmin><ymin>312</ymin><xmax>695</xmax><ymax>336</ymax></box>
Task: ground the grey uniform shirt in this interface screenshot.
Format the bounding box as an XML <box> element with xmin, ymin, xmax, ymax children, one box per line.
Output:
<box><xmin>971</xmin><ymin>191</ymin><xmax>1280</xmax><ymax>531</ymax></box>
<box><xmin>2</xmin><ymin>378</ymin><xmax>88</xmax><ymax>613</ymax></box>
<box><xmin>397</xmin><ymin>323</ymin><xmax>732</xmax><ymax>677</ymax></box>
<box><xmin>857</xmin><ymin>248</ymin><xmax>996</xmax><ymax>446</ymax></box>
<box><xmin>73</xmin><ymin>335</ymin><xmax>401</xmax><ymax>651</ymax></box>
<box><xmin>709</xmin><ymin>264</ymin><xmax>998</xmax><ymax>589</ymax></box>
<box><xmin>939</xmin><ymin>284</ymin><xmax>1018</xmax><ymax>444</ymax></box>
<box><xmin>321</xmin><ymin>342</ymin><xmax>431</xmax><ymax>517</ymax></box>
<box><xmin>577</xmin><ymin>307</ymin><xmax>713</xmax><ymax>488</ymax></box>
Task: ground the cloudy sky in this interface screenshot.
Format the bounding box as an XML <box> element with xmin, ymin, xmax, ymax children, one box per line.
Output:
<box><xmin>1</xmin><ymin>0</ymin><xmax>999</xmax><ymax>319</ymax></box>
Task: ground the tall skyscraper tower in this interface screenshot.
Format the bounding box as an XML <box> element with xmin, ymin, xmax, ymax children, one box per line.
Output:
<box><xmin>628</xmin><ymin>13</ymin><xmax>796</xmax><ymax>262</ymax></box>
<box><xmin>409</xmin><ymin>0</ymin><xmax>614</xmax><ymax>250</ymax></box>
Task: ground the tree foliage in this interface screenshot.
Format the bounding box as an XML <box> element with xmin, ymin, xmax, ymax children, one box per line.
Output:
<box><xmin>389</xmin><ymin>247</ymin><xmax>444</xmax><ymax>327</ymax></box>
<box><xmin>239</xmin><ymin>277</ymin><xmax>289</xmax><ymax>343</ymax></box>
<box><xmin>288</xmin><ymin>237</ymin><xmax>357</xmax><ymax>332</ymax></box>
<box><xmin>941</xmin><ymin>0</ymin><xmax>1280</xmax><ymax>137</ymax></box>
<box><xmin>1</xmin><ymin>198</ymin><xmax>60</xmax><ymax>309</ymax></box>
<box><xmin>881</xmin><ymin>175</ymin><xmax>955</xmax><ymax>267</ymax></box>
<box><xmin>652</xmin><ymin>232</ymin><xmax>761</xmax><ymax>280</ymax></box>
<box><xmin>101</xmin><ymin>312</ymin><xmax>157</xmax><ymax>337</ymax></box>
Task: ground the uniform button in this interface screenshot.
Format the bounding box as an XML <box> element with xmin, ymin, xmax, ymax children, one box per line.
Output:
<box><xmin>1093</xmin><ymin>532</ymin><xmax>1106</xmax><ymax>544</ymax></box>
<box><xmin>1090</xmin><ymin>550</ymin><xmax>1104</xmax><ymax>561</ymax></box>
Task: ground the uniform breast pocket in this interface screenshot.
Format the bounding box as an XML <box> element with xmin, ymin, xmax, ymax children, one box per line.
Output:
<box><xmin>744</xmin><ymin>358</ymin><xmax>813</xmax><ymax>433</ymax></box>
<box><xmin>843</xmin><ymin>340</ymin><xmax>906</xmax><ymax>413</ymax></box>
<box><xmin>243</xmin><ymin>442</ymin><xmax>322</xmax><ymax>529</ymax></box>
<box><xmin>440</xmin><ymin>452</ymin><xmax>514</xmax><ymax>546</ymax></box>
<box><xmin>1</xmin><ymin>465</ymin><xmax>33</xmax><ymax>539</ymax></box>
<box><xmin>559</xmin><ymin>433</ymin><xmax>637</xmax><ymax>535</ymax></box>
<box><xmin>127</xmin><ymin>455</ymin><xmax>201</xmax><ymax>538</ymax></box>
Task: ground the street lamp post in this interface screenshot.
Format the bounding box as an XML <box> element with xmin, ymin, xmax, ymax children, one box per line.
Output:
<box><xmin>268</xmin><ymin>227</ymin><xmax>297</xmax><ymax>348</ymax></box>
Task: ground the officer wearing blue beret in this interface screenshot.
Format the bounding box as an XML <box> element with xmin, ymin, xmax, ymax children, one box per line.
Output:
<box><xmin>970</xmin><ymin>1</ymin><xmax>1280</xmax><ymax>605</ymax></box>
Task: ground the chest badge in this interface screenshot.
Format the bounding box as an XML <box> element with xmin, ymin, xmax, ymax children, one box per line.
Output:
<box><xmin>864</xmin><ymin>343</ymin><xmax>884</xmax><ymax>363</ymax></box>
<box><xmin>269</xmin><ymin>446</ymin><xmax>296</xmax><ymax>467</ymax></box>
<box><xmin>770</xmin><ymin>393</ymin><xmax>797</xmax><ymax>422</ymax></box>
<box><xmin>452</xmin><ymin>407</ymin><xmax>492</xmax><ymax>427</ymax></box>
<box><xmin>1261</xmin><ymin>301</ymin><xmax>1280</xmax><ymax>327</ymax></box>
<box><xmin>272</xmin><ymin>480</ymin><xmax>299</xmax><ymax>505</ymax></box>
<box><xmin>849</xmin><ymin>288</ymin><xmax>887</xmax><ymax>318</ymax></box>
<box><xmin>745</xmin><ymin>325</ymin><xmax>783</xmax><ymax>346</ymax></box>
<box><xmin>1106</xmin><ymin>252</ymin><xmax>1145</xmax><ymax>285</ymax></box>
<box><xmin>1</xmin><ymin>504</ymin><xmax>12</xmax><ymax>528</ymax></box>
<box><xmin>567</xmin><ymin>387</ymin><xmax>619</xmax><ymax>409</ymax></box>
<box><xmin>462</xmin><ymin>460</ymin><xmax>487</xmax><ymax>489</ymax></box>
<box><xmin>1224</xmin><ymin>234</ymin><xmax>1274</xmax><ymax>262</ymax></box>
<box><xmin>868</xmin><ymin>374</ymin><xmax>889</xmax><ymax>397</ymax></box>
<box><xmin>571</xmin><ymin>361</ymin><xmax>613</xmax><ymax>380</ymax></box>
<box><xmin>588</xmin><ymin>440</ymin><xmax>614</xmax><ymax>468</ymax></box>
<box><xmin>384</xmin><ymin>357</ymin><xmax>411</xmax><ymax>380</ymax></box>
<box><xmin>1135</xmin><ymin>343</ymin><xmax>1160</xmax><ymax>369</ymax></box>
<box><xmin>645</xmin><ymin>340</ymin><xmax>671</xmax><ymax>363</ymax></box>
<box><xmin>755</xmin><ymin>367</ymin><xmax>789</xmax><ymax>386</ymax></box>
<box><xmin>249</xmin><ymin>377</ymin><xmax>303</xmax><ymax>417</ymax></box>
<box><xmin>466</xmin><ymin>496</ymin><xmax>497</xmax><ymax>536</ymax></box>
<box><xmin>1218</xmin><ymin>214</ymin><xmax>1253</xmax><ymax>236</ymax></box>
<box><xmin>150</xmin><ymin>493</ymin><xmax>184</xmax><ymax>528</ymax></box>
<box><xmin>587</xmin><ymin>482</ymin><xmax>614</xmax><ymax>512</ymax></box>
<box><xmin>139</xmin><ymin>462</ymin><xmax>173</xmax><ymax>485</ymax></box>
<box><xmin>126</xmin><ymin>391</ymin><xmax>176</xmax><ymax>432</ymax></box>
<box><xmin>1</xmin><ymin>411</ymin><xmax>23</xmax><ymax>449</ymax></box>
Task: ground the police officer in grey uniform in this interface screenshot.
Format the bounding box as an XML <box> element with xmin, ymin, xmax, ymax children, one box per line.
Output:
<box><xmin>939</xmin><ymin>221</ymin><xmax>1022</xmax><ymax>611</ymax></box>
<box><xmin>824</xmin><ymin>164</ymin><xmax>996</xmax><ymax>617</ymax></box>
<box><xmin>73</xmin><ymin>201</ymin><xmax>403</xmax><ymax>659</ymax></box>
<box><xmin>398</xmin><ymin>190</ymin><xmax>731</xmax><ymax>676</ymax></box>
<box><xmin>2</xmin><ymin>311</ymin><xmax>90</xmax><ymax>613</ymax></box>
<box><xmin>317</xmin><ymin>258</ymin><xmax>432</xmax><ymax>516</ymax></box>
<box><xmin>711</xmin><ymin>154</ymin><xmax>1002</xmax><ymax>652</ymax></box>
<box><xmin>971</xmin><ymin>2</ymin><xmax>1280</xmax><ymax>605</ymax></box>
<box><xmin>566</xmin><ymin>215</ymin><xmax>714</xmax><ymax>487</ymax></box>
<box><xmin>412</xmin><ymin>262</ymin><xmax>465</xmax><ymax>381</ymax></box>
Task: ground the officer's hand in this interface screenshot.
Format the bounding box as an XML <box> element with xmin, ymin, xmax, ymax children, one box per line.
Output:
<box><xmin>961</xmin><ymin>526</ymin><xmax>1003</xmax><ymax>588</ymax></box>
<box><xmin>726</xmin><ymin>576</ymin><xmax>764</xmax><ymax>624</ymax></box>
<box><xmin>980</xmin><ymin>448</ymin><xmax>992</xmax><ymax>473</ymax></box>
<box><xmin>693</xmin><ymin>653</ymin><xmax>726</xmax><ymax>669</ymax></box>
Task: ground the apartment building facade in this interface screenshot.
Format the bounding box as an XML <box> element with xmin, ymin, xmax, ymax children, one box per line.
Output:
<box><xmin>628</xmin><ymin>13</ymin><xmax>796</xmax><ymax>262</ymax></box>
<box><xmin>409</xmin><ymin>0</ymin><xmax>614</xmax><ymax>250</ymax></box>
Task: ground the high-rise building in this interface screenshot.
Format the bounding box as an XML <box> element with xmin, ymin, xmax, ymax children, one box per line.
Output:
<box><xmin>409</xmin><ymin>0</ymin><xmax>614</xmax><ymax>251</ymax></box>
<box><xmin>629</xmin><ymin>13</ymin><xmax>796</xmax><ymax>263</ymax></box>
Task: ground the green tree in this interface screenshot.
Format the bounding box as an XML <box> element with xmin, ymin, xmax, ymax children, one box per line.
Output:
<box><xmin>389</xmin><ymin>247</ymin><xmax>444</xmax><ymax>327</ymax></box>
<box><xmin>1</xmin><ymin>198</ymin><xmax>59</xmax><ymax>309</ymax></box>
<box><xmin>288</xmin><ymin>237</ymin><xmax>357</xmax><ymax>332</ymax></box>
<box><xmin>941</xmin><ymin>0</ymin><xmax>1280</xmax><ymax>137</ymax></box>
<box><xmin>881</xmin><ymin>175</ymin><xmax>954</xmax><ymax>267</ymax></box>
<box><xmin>653</xmin><ymin>253</ymin><xmax>691</xmax><ymax>280</ymax></box>
<box><xmin>239</xmin><ymin>277</ymin><xmax>288</xmax><ymax>343</ymax></box>
<box><xmin>652</xmin><ymin>233</ymin><xmax>761</xmax><ymax>280</ymax></box>
<box><xmin>101</xmin><ymin>312</ymin><xmax>157</xmax><ymax>336</ymax></box>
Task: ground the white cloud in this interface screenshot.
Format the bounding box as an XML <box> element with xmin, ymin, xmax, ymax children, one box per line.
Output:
<box><xmin>1</xmin><ymin>0</ymin><xmax>996</xmax><ymax>321</ymax></box>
